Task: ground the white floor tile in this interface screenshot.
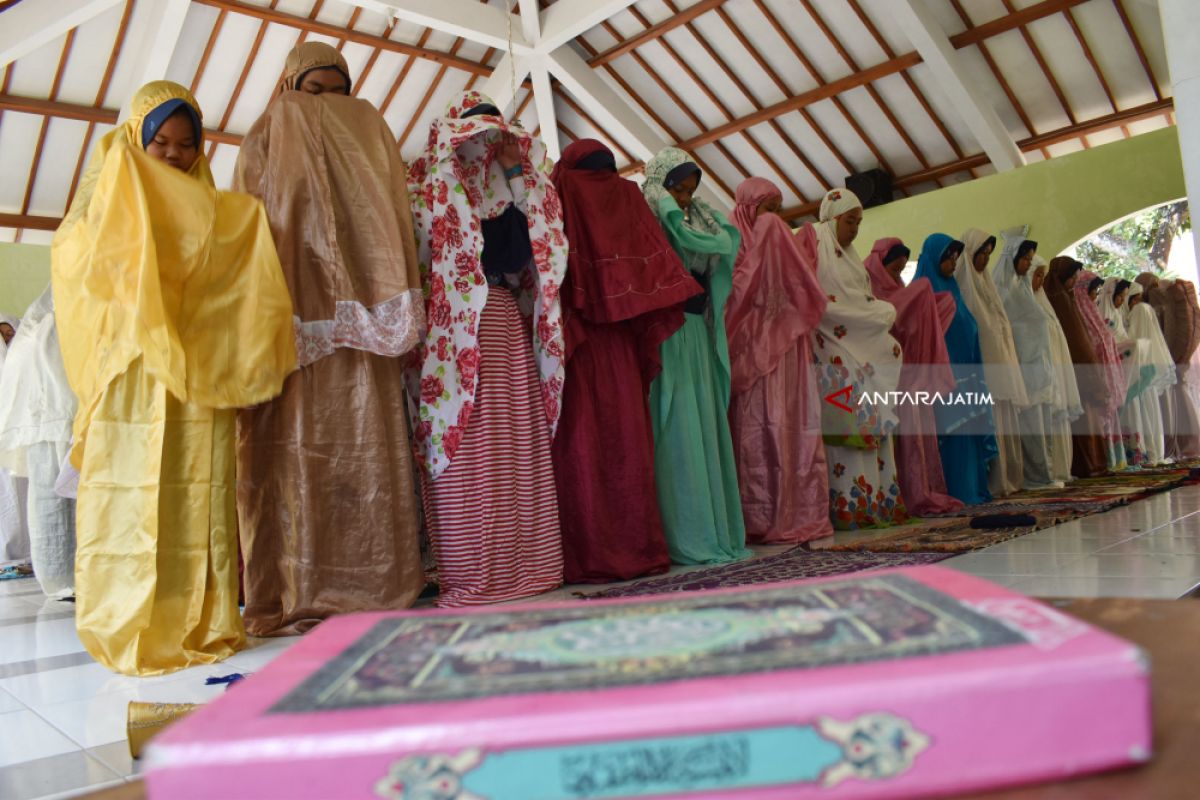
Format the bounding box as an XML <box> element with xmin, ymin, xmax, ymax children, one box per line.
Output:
<box><xmin>0</xmin><ymin>709</ymin><xmax>80</xmax><ymax>768</ymax></box>
<box><xmin>1095</xmin><ymin>535</ymin><xmax>1200</xmax><ymax>555</ymax></box>
<box><xmin>221</xmin><ymin>636</ymin><xmax>301</xmax><ymax>672</ymax></box>
<box><xmin>942</xmin><ymin>551</ymin><xmax>1086</xmax><ymax>577</ymax></box>
<box><xmin>0</xmin><ymin>686</ymin><xmax>26</xmax><ymax>714</ymax></box>
<box><xmin>1051</xmin><ymin>553</ymin><xmax>1200</xmax><ymax>579</ymax></box>
<box><xmin>32</xmin><ymin>673</ymin><xmax>238</xmax><ymax>749</ymax></box>
<box><xmin>0</xmin><ymin>660</ymin><xmax>224</xmax><ymax>709</ymax></box>
<box><xmin>0</xmin><ymin>619</ymin><xmax>86</xmax><ymax>666</ymax></box>
<box><xmin>1010</xmin><ymin>575</ymin><xmax>1199</xmax><ymax>599</ymax></box>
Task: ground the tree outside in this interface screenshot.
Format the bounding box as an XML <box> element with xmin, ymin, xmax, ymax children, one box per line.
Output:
<box><xmin>1074</xmin><ymin>201</ymin><xmax>1191</xmax><ymax>280</ymax></box>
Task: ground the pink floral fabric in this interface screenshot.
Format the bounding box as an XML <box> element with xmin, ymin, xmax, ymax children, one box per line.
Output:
<box><xmin>407</xmin><ymin>90</ymin><xmax>567</xmax><ymax>478</ymax></box>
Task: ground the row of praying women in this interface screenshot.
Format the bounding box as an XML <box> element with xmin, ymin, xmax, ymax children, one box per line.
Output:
<box><xmin>9</xmin><ymin>39</ymin><xmax>1200</xmax><ymax>677</ymax></box>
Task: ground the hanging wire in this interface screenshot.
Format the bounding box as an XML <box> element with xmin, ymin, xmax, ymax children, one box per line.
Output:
<box><xmin>504</xmin><ymin>0</ymin><xmax>518</xmax><ymax>120</ymax></box>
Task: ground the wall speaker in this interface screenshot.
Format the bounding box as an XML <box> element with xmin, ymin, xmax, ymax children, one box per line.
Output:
<box><xmin>845</xmin><ymin>168</ymin><xmax>894</xmax><ymax>209</ymax></box>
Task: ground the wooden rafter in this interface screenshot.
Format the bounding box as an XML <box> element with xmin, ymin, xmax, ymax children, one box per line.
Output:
<box><xmin>574</xmin><ymin>32</ymin><xmax>734</xmax><ymax>200</ymax></box>
<box><xmin>396</xmin><ymin>38</ymin><xmax>470</xmax><ymax>150</ymax></box>
<box><xmin>66</xmin><ymin>0</ymin><xmax>134</xmax><ymax>209</ymax></box>
<box><xmin>554</xmin><ymin>88</ymin><xmax>632</xmax><ymax>164</ymax></box>
<box><xmin>745</xmin><ymin>0</ymin><xmax>859</xmax><ymax>185</ymax></box>
<box><xmin>0</xmin><ymin>94</ymin><xmax>241</xmax><ymax>144</ymax></box>
<box><xmin>587</xmin><ymin>0</ymin><xmax>725</xmax><ymax>68</ymax></box>
<box><xmin>590</xmin><ymin>19</ymin><xmax>740</xmax><ymax>199</ymax></box>
<box><xmin>1112</xmin><ymin>0</ymin><xmax>1162</xmax><ymax>102</ymax></box>
<box><xmin>644</xmin><ymin>0</ymin><xmax>1089</xmax><ymax>158</ymax></box>
<box><xmin>777</xmin><ymin>98</ymin><xmax>1175</xmax><ymax>221</ymax></box>
<box><xmin>947</xmin><ymin>0</ymin><xmax>1045</xmax><ymax>157</ymax></box>
<box><xmin>795</xmin><ymin>0</ymin><xmax>910</xmax><ymax>176</ymax></box>
<box><xmin>1063</xmin><ymin>6</ymin><xmax>1126</xmax><ymax>140</ymax></box>
<box><xmin>208</xmin><ymin>0</ymin><xmax>281</xmax><ymax>162</ymax></box>
<box><xmin>191</xmin><ymin>0</ymin><xmax>489</xmax><ymax>76</ymax></box>
<box><xmin>352</xmin><ymin>18</ymin><xmax>399</xmax><ymax>96</ymax></box>
<box><xmin>847</xmin><ymin>0</ymin><xmax>967</xmax><ymax>163</ymax></box>
<box><xmin>15</xmin><ymin>28</ymin><xmax>75</xmax><ymax>242</ymax></box>
<box><xmin>644</xmin><ymin>2</ymin><xmax>807</xmax><ymax>201</ymax></box>
<box><xmin>1000</xmin><ymin>0</ymin><xmax>1077</xmax><ymax>127</ymax></box>
<box><xmin>191</xmin><ymin>8</ymin><xmax>228</xmax><ymax>93</ymax></box>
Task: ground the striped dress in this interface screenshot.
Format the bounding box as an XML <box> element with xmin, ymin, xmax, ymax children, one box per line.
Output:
<box><xmin>422</xmin><ymin>287</ymin><xmax>564</xmax><ymax>606</ymax></box>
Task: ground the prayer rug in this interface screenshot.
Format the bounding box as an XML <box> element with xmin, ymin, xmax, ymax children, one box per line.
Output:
<box><xmin>829</xmin><ymin>468</ymin><xmax>1193</xmax><ymax>554</ymax></box>
<box><xmin>573</xmin><ymin>550</ymin><xmax>952</xmax><ymax>599</ymax></box>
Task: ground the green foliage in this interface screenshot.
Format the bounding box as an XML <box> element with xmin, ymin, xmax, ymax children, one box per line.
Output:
<box><xmin>1075</xmin><ymin>201</ymin><xmax>1190</xmax><ymax>280</ymax></box>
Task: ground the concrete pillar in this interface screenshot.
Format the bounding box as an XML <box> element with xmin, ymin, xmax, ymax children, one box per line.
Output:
<box><xmin>1159</xmin><ymin>0</ymin><xmax>1200</xmax><ymax>267</ymax></box>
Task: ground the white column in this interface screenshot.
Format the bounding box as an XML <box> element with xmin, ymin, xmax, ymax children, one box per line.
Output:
<box><xmin>1159</xmin><ymin>0</ymin><xmax>1200</xmax><ymax>267</ymax></box>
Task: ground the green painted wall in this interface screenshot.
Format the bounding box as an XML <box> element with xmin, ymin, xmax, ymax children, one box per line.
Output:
<box><xmin>0</xmin><ymin>242</ymin><xmax>51</xmax><ymax>319</ymax></box>
<box><xmin>857</xmin><ymin>126</ymin><xmax>1186</xmax><ymax>260</ymax></box>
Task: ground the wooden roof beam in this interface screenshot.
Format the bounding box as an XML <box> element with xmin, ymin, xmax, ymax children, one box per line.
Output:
<box><xmin>0</xmin><ymin>213</ymin><xmax>61</xmax><ymax>231</ymax></box>
<box><xmin>0</xmin><ymin>93</ymin><xmax>242</xmax><ymax>144</ymax></box>
<box><xmin>894</xmin><ymin>0</ymin><xmax>1025</xmax><ymax>172</ymax></box>
<box><xmin>601</xmin><ymin>0</ymin><xmax>1087</xmax><ymax>155</ymax></box>
<box><xmin>191</xmin><ymin>0</ymin><xmax>493</xmax><ymax>75</ymax></box>
<box><xmin>587</xmin><ymin>0</ymin><xmax>726</xmax><ymax>67</ymax></box>
<box><xmin>777</xmin><ymin>98</ymin><xmax>1175</xmax><ymax>221</ymax></box>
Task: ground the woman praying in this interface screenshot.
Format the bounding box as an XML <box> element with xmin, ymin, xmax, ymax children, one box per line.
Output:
<box><xmin>1043</xmin><ymin>258</ymin><xmax>1110</xmax><ymax>477</ymax></box>
<box><xmin>235</xmin><ymin>43</ymin><xmax>427</xmax><ymax>631</ymax></box>
<box><xmin>992</xmin><ymin>237</ymin><xmax>1057</xmax><ymax>488</ymax></box>
<box><xmin>913</xmin><ymin>234</ymin><xmax>998</xmax><ymax>505</ymax></box>
<box><xmin>1030</xmin><ymin>257</ymin><xmax>1082</xmax><ymax>484</ymax></box>
<box><xmin>796</xmin><ymin>189</ymin><xmax>908</xmax><ymax>530</ymax></box>
<box><xmin>642</xmin><ymin>148</ymin><xmax>749</xmax><ymax>563</ymax></box>
<box><xmin>0</xmin><ymin>290</ymin><xmax>78</xmax><ymax>596</ymax></box>
<box><xmin>1122</xmin><ymin>280</ymin><xmax>1174</xmax><ymax>464</ymax></box>
<box><xmin>726</xmin><ymin>177</ymin><xmax>831</xmax><ymax>544</ymax></box>
<box><xmin>408</xmin><ymin>91</ymin><xmax>566</xmax><ymax>604</ymax></box>
<box><xmin>955</xmin><ymin>229</ymin><xmax>1027</xmax><ymax>497</ymax></box>
<box><xmin>1074</xmin><ymin>269</ymin><xmax>1128</xmax><ymax>470</ymax></box>
<box><xmin>52</xmin><ymin>81</ymin><xmax>295</xmax><ymax>674</ymax></box>
<box><xmin>550</xmin><ymin>140</ymin><xmax>698</xmax><ymax>581</ymax></box>
<box><xmin>864</xmin><ymin>237</ymin><xmax>962</xmax><ymax>515</ymax></box>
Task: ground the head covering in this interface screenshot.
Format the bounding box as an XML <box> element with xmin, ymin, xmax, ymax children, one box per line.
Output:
<box><xmin>139</xmin><ymin>98</ymin><xmax>202</xmax><ymax>150</ymax></box>
<box><xmin>1098</xmin><ymin>277</ymin><xmax>1130</xmax><ymax>340</ymax></box>
<box><xmin>551</xmin><ymin>139</ymin><xmax>697</xmax><ymax>376</ymax></box>
<box><xmin>406</xmin><ymin>90</ymin><xmax>566</xmax><ymax>478</ymax></box>
<box><xmin>731</xmin><ymin>177</ymin><xmax>781</xmax><ymax>261</ymax></box>
<box><xmin>864</xmin><ymin>237</ymin><xmax>906</xmax><ymax>295</ymax></box>
<box><xmin>954</xmin><ymin>228</ymin><xmax>1028</xmax><ymax>405</ymax></box>
<box><xmin>641</xmin><ymin>146</ymin><xmax>739</xmax><ymax>402</ymax></box>
<box><xmin>992</xmin><ymin>236</ymin><xmax>1053</xmax><ymax>404</ymax></box>
<box><xmin>795</xmin><ymin>188</ymin><xmax>903</xmax><ymax>447</ymax></box>
<box><xmin>819</xmin><ymin>188</ymin><xmax>862</xmax><ymax>223</ymax></box>
<box><xmin>726</xmin><ymin>177</ymin><xmax>826</xmax><ymax>395</ymax></box>
<box><xmin>663</xmin><ymin>162</ymin><xmax>702</xmax><ymax>190</ymax></box>
<box><xmin>1073</xmin><ymin>269</ymin><xmax>1125</xmax><ymax>415</ymax></box>
<box><xmin>52</xmin><ymin>81</ymin><xmax>295</xmax><ymax>455</ymax></box>
<box><xmin>60</xmin><ymin>81</ymin><xmax>213</xmax><ymax>233</ymax></box>
<box><xmin>1030</xmin><ymin>256</ymin><xmax>1083</xmax><ymax>422</ymax></box>
<box><xmin>1124</xmin><ymin>280</ymin><xmax>1177</xmax><ymax>397</ymax></box>
<box><xmin>0</xmin><ymin>315</ymin><xmax>17</xmax><ymax>373</ymax></box>
<box><xmin>913</xmin><ymin>233</ymin><xmax>996</xmax><ymax>436</ymax></box>
<box><xmin>864</xmin><ymin>237</ymin><xmax>956</xmax><ymax>393</ymax></box>
<box><xmin>279</xmin><ymin>42</ymin><xmax>352</xmax><ymax>94</ymax></box>
<box><xmin>1162</xmin><ymin>279</ymin><xmax>1200</xmax><ymax>365</ymax></box>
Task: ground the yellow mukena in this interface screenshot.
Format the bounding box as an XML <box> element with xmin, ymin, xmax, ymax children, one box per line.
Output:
<box><xmin>52</xmin><ymin>81</ymin><xmax>296</xmax><ymax>675</ymax></box>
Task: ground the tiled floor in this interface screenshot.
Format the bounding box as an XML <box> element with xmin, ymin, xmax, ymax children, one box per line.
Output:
<box><xmin>1</xmin><ymin>484</ymin><xmax>1199</xmax><ymax>799</ymax></box>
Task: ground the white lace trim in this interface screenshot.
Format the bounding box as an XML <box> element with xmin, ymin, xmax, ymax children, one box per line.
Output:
<box><xmin>293</xmin><ymin>289</ymin><xmax>426</xmax><ymax>367</ymax></box>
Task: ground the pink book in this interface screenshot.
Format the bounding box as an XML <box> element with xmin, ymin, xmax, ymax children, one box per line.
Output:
<box><xmin>144</xmin><ymin>566</ymin><xmax>1150</xmax><ymax>799</ymax></box>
